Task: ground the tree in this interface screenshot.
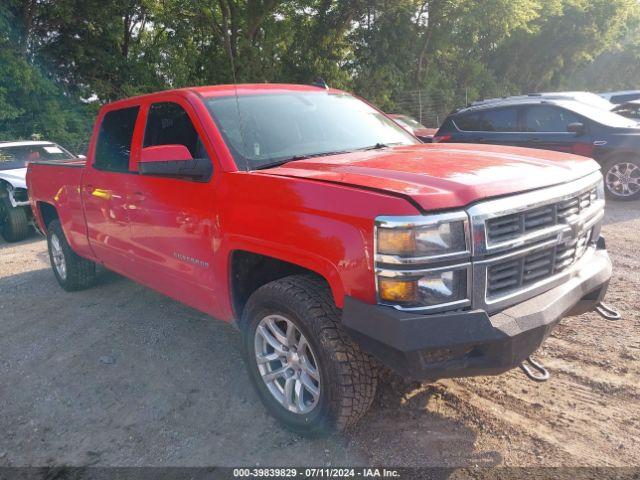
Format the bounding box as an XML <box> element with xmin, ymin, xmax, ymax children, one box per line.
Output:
<box><xmin>0</xmin><ymin>1</ymin><xmax>92</xmax><ymax>151</ymax></box>
<box><xmin>1</xmin><ymin>0</ymin><xmax>640</xmax><ymax>147</ymax></box>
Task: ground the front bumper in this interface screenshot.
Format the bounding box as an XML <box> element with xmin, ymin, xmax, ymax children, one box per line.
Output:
<box><xmin>342</xmin><ymin>248</ymin><xmax>612</xmax><ymax>380</ymax></box>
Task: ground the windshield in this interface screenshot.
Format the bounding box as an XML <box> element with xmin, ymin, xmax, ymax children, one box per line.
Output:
<box><xmin>205</xmin><ymin>92</ymin><xmax>419</xmax><ymax>169</ymax></box>
<box><xmin>0</xmin><ymin>143</ymin><xmax>75</xmax><ymax>170</ymax></box>
<box><xmin>566</xmin><ymin>92</ymin><xmax>615</xmax><ymax>111</ymax></box>
<box><xmin>558</xmin><ymin>101</ymin><xmax>640</xmax><ymax>129</ymax></box>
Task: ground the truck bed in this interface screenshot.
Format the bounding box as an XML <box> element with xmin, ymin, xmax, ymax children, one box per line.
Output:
<box><xmin>26</xmin><ymin>161</ymin><xmax>93</xmax><ymax>258</ymax></box>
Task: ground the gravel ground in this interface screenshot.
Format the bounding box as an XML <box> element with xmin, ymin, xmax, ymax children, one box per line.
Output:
<box><xmin>0</xmin><ymin>200</ymin><xmax>638</xmax><ymax>467</ymax></box>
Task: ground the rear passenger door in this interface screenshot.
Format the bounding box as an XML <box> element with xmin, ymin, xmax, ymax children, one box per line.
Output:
<box><xmin>521</xmin><ymin>105</ymin><xmax>594</xmax><ymax>156</ymax></box>
<box><xmin>82</xmin><ymin>106</ymin><xmax>141</xmax><ymax>271</ymax></box>
<box><xmin>454</xmin><ymin>107</ymin><xmax>526</xmax><ymax>146</ymax></box>
<box><xmin>126</xmin><ymin>99</ymin><xmax>219</xmax><ymax>315</ymax></box>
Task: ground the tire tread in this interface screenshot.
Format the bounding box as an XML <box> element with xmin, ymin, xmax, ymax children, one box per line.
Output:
<box><xmin>47</xmin><ymin>220</ymin><xmax>96</xmax><ymax>291</ymax></box>
<box><xmin>1</xmin><ymin>198</ymin><xmax>29</xmax><ymax>242</ymax></box>
<box><xmin>243</xmin><ymin>274</ymin><xmax>377</xmax><ymax>433</ymax></box>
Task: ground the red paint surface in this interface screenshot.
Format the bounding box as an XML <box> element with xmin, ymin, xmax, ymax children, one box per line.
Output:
<box><xmin>26</xmin><ymin>85</ymin><xmax>601</xmax><ymax>322</ymax></box>
<box><xmin>140</xmin><ymin>145</ymin><xmax>193</xmax><ymax>162</ymax></box>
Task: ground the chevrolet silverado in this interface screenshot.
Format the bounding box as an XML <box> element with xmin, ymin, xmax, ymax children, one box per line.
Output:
<box><xmin>26</xmin><ymin>84</ymin><xmax>612</xmax><ymax>434</ymax></box>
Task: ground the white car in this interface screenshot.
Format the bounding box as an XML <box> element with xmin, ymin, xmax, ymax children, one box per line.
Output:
<box><xmin>0</xmin><ymin>140</ymin><xmax>79</xmax><ymax>242</ymax></box>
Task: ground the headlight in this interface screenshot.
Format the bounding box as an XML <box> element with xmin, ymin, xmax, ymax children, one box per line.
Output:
<box><xmin>376</xmin><ymin>212</ymin><xmax>469</xmax><ymax>262</ymax></box>
<box><xmin>375</xmin><ymin>212</ymin><xmax>471</xmax><ymax>312</ymax></box>
<box><xmin>377</xmin><ymin>265</ymin><xmax>470</xmax><ymax>310</ymax></box>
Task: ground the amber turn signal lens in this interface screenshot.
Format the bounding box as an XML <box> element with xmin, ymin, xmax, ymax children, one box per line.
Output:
<box><xmin>377</xmin><ymin>229</ymin><xmax>415</xmax><ymax>255</ymax></box>
<box><xmin>378</xmin><ymin>278</ymin><xmax>418</xmax><ymax>303</ymax></box>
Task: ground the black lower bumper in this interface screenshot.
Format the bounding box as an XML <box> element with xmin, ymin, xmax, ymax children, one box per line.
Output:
<box><xmin>342</xmin><ymin>248</ymin><xmax>612</xmax><ymax>381</ymax></box>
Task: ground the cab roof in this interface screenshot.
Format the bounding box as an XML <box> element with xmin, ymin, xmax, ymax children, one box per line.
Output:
<box><xmin>453</xmin><ymin>97</ymin><xmax>559</xmax><ymax>115</ymax></box>
<box><xmin>106</xmin><ymin>83</ymin><xmax>345</xmax><ymax>108</ymax></box>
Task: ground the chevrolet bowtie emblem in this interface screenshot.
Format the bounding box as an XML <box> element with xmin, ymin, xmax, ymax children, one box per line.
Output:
<box><xmin>570</xmin><ymin>220</ymin><xmax>584</xmax><ymax>237</ymax></box>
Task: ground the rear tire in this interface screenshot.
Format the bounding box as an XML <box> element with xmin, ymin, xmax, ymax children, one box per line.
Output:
<box><xmin>47</xmin><ymin>219</ymin><xmax>96</xmax><ymax>291</ymax></box>
<box><xmin>603</xmin><ymin>156</ymin><xmax>640</xmax><ymax>201</ymax></box>
<box><xmin>0</xmin><ymin>197</ymin><xmax>29</xmax><ymax>242</ymax></box>
<box><xmin>241</xmin><ymin>274</ymin><xmax>377</xmax><ymax>436</ymax></box>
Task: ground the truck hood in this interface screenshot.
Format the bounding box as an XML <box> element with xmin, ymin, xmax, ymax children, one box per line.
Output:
<box><xmin>0</xmin><ymin>168</ymin><xmax>27</xmax><ymax>189</ymax></box>
<box><xmin>261</xmin><ymin>144</ymin><xmax>601</xmax><ymax>211</ymax></box>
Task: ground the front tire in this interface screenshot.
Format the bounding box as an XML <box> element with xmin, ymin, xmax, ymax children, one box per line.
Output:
<box><xmin>0</xmin><ymin>197</ymin><xmax>29</xmax><ymax>242</ymax></box>
<box><xmin>603</xmin><ymin>156</ymin><xmax>640</xmax><ymax>201</ymax></box>
<box><xmin>47</xmin><ymin>220</ymin><xmax>96</xmax><ymax>291</ymax></box>
<box><xmin>241</xmin><ymin>274</ymin><xmax>377</xmax><ymax>435</ymax></box>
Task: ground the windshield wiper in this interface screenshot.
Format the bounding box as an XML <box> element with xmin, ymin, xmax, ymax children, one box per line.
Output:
<box><xmin>357</xmin><ymin>142</ymin><xmax>404</xmax><ymax>151</ymax></box>
<box><xmin>254</xmin><ymin>142</ymin><xmax>405</xmax><ymax>170</ymax></box>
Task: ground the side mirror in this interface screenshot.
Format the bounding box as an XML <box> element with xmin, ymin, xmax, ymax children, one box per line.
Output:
<box><xmin>567</xmin><ymin>122</ymin><xmax>585</xmax><ymax>135</ymax></box>
<box><xmin>77</xmin><ymin>154</ymin><xmax>87</xmax><ymax>159</ymax></box>
<box><xmin>139</xmin><ymin>145</ymin><xmax>212</xmax><ymax>181</ymax></box>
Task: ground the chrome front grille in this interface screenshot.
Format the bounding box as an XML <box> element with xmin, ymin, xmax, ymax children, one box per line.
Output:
<box><xmin>486</xmin><ymin>187</ymin><xmax>597</xmax><ymax>245</ymax></box>
<box><xmin>468</xmin><ymin>171</ymin><xmax>605</xmax><ymax>314</ymax></box>
<box><xmin>486</xmin><ymin>229</ymin><xmax>592</xmax><ymax>299</ymax></box>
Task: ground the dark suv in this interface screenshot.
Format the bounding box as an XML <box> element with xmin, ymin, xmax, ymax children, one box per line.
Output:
<box><xmin>435</xmin><ymin>98</ymin><xmax>640</xmax><ymax>200</ymax></box>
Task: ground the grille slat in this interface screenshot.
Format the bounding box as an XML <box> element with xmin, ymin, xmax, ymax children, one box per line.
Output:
<box><xmin>487</xmin><ymin>187</ymin><xmax>597</xmax><ymax>245</ymax></box>
<box><xmin>490</xmin><ymin>267</ymin><xmax>519</xmax><ymax>281</ymax></box>
<box><xmin>487</xmin><ymin>230</ymin><xmax>592</xmax><ymax>298</ymax></box>
<box><xmin>555</xmin><ymin>247</ymin><xmax>575</xmax><ymax>261</ymax></box>
<box><xmin>486</xmin><ymin>214</ymin><xmax>521</xmax><ymax>241</ymax></box>
<box><xmin>488</xmin><ymin>277</ymin><xmax>520</xmax><ymax>293</ymax></box>
<box><xmin>523</xmin><ymin>206</ymin><xmax>555</xmax><ymax>229</ymax></box>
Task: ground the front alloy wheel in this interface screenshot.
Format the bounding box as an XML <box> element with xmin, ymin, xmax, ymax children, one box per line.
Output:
<box><xmin>605</xmin><ymin>158</ymin><xmax>640</xmax><ymax>200</ymax></box>
<box><xmin>254</xmin><ymin>314</ymin><xmax>321</xmax><ymax>414</ymax></box>
<box><xmin>241</xmin><ymin>274</ymin><xmax>377</xmax><ymax>435</ymax></box>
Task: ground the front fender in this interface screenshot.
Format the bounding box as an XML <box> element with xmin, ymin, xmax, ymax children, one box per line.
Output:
<box><xmin>218</xmin><ymin>172</ymin><xmax>421</xmax><ymax>316</ymax></box>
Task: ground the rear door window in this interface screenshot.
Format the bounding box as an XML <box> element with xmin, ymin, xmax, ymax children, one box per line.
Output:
<box><xmin>143</xmin><ymin>102</ymin><xmax>210</xmax><ymax>160</ymax></box>
<box><xmin>478</xmin><ymin>108</ymin><xmax>518</xmax><ymax>132</ymax></box>
<box><xmin>524</xmin><ymin>106</ymin><xmax>581</xmax><ymax>133</ymax></box>
<box><xmin>455</xmin><ymin>108</ymin><xmax>518</xmax><ymax>132</ymax></box>
<box><xmin>94</xmin><ymin>106</ymin><xmax>140</xmax><ymax>172</ymax></box>
<box><xmin>455</xmin><ymin>113</ymin><xmax>482</xmax><ymax>131</ymax></box>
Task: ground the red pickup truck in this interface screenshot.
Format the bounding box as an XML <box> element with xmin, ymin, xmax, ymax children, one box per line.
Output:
<box><xmin>27</xmin><ymin>84</ymin><xmax>612</xmax><ymax>435</ymax></box>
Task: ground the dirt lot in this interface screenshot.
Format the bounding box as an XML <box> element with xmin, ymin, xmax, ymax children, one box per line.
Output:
<box><xmin>0</xmin><ymin>200</ymin><xmax>639</xmax><ymax>468</ymax></box>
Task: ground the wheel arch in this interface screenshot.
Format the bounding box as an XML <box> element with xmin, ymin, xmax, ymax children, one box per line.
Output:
<box><xmin>228</xmin><ymin>249</ymin><xmax>340</xmax><ymax>325</ymax></box>
<box><xmin>35</xmin><ymin>201</ymin><xmax>60</xmax><ymax>233</ymax></box>
<box><xmin>600</xmin><ymin>149</ymin><xmax>640</xmax><ymax>164</ymax></box>
<box><xmin>0</xmin><ymin>178</ymin><xmax>12</xmax><ymax>197</ymax></box>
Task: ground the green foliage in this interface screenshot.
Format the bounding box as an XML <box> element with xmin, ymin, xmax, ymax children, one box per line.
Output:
<box><xmin>1</xmin><ymin>0</ymin><xmax>639</xmax><ymax>144</ymax></box>
<box><xmin>491</xmin><ymin>0</ymin><xmax>640</xmax><ymax>92</ymax></box>
<box><xmin>0</xmin><ymin>1</ymin><xmax>94</xmax><ymax>152</ymax></box>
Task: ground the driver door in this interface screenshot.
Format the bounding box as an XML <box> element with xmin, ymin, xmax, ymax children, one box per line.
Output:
<box><xmin>126</xmin><ymin>98</ymin><xmax>219</xmax><ymax>315</ymax></box>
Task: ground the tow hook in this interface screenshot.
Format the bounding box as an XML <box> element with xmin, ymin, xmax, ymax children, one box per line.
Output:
<box><xmin>520</xmin><ymin>356</ymin><xmax>550</xmax><ymax>382</ymax></box>
<box><xmin>594</xmin><ymin>302</ymin><xmax>621</xmax><ymax>321</ymax></box>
